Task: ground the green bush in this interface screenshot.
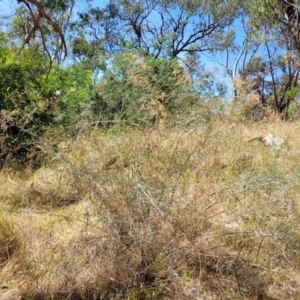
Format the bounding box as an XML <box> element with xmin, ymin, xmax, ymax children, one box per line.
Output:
<box><xmin>38</xmin><ymin>64</ymin><xmax>92</xmax><ymax>131</ymax></box>
<box><xmin>0</xmin><ymin>44</ymin><xmax>92</xmax><ymax>168</ymax></box>
<box><xmin>91</xmin><ymin>51</ymin><xmax>199</xmax><ymax>126</ymax></box>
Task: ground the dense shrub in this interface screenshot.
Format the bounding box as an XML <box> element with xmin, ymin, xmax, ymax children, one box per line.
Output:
<box><xmin>0</xmin><ymin>44</ymin><xmax>92</xmax><ymax>168</ymax></box>
<box><xmin>91</xmin><ymin>51</ymin><xmax>200</xmax><ymax>126</ymax></box>
<box><xmin>38</xmin><ymin>63</ymin><xmax>92</xmax><ymax>132</ymax></box>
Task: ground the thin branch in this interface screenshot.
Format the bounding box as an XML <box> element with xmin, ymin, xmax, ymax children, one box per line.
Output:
<box><xmin>17</xmin><ymin>0</ymin><xmax>67</xmax><ymax>60</ymax></box>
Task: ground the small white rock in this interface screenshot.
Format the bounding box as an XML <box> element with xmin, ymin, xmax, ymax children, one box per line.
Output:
<box><xmin>263</xmin><ymin>134</ymin><xmax>284</xmax><ymax>150</ymax></box>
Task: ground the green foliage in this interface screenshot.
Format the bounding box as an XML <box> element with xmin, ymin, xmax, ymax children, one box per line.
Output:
<box><xmin>78</xmin><ymin>0</ymin><xmax>238</xmax><ymax>59</ymax></box>
<box><xmin>39</xmin><ymin>0</ymin><xmax>71</xmax><ymax>11</ymax></box>
<box><xmin>91</xmin><ymin>51</ymin><xmax>199</xmax><ymax>126</ymax></box>
<box><xmin>287</xmin><ymin>101</ymin><xmax>297</xmax><ymax>119</ymax></box>
<box><xmin>144</xmin><ymin>56</ymin><xmax>195</xmax><ymax>110</ymax></box>
<box><xmin>0</xmin><ymin>46</ymin><xmax>48</xmax><ymax>167</ymax></box>
<box><xmin>0</xmin><ymin>43</ymin><xmax>92</xmax><ymax>168</ymax></box>
<box><xmin>39</xmin><ymin>64</ymin><xmax>92</xmax><ymax>130</ymax></box>
<box><xmin>195</xmin><ymin>69</ymin><xmax>228</xmax><ymax>99</ymax></box>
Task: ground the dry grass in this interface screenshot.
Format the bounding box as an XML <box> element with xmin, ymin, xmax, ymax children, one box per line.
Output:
<box><xmin>1</xmin><ymin>118</ymin><xmax>300</xmax><ymax>299</ymax></box>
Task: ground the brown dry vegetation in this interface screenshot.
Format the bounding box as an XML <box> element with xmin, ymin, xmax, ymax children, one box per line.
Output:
<box><xmin>1</xmin><ymin>115</ymin><xmax>300</xmax><ymax>300</ymax></box>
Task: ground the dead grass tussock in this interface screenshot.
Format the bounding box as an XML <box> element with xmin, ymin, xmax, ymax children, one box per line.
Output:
<box><xmin>0</xmin><ymin>166</ymin><xmax>81</xmax><ymax>209</ymax></box>
<box><xmin>0</xmin><ymin>202</ymin><xmax>104</xmax><ymax>298</ymax></box>
<box><xmin>0</xmin><ymin>216</ymin><xmax>22</xmax><ymax>269</ymax></box>
<box><xmin>1</xmin><ymin>121</ymin><xmax>300</xmax><ymax>299</ymax></box>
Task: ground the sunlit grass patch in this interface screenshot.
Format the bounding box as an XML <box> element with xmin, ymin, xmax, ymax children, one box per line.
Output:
<box><xmin>1</xmin><ymin>120</ymin><xmax>300</xmax><ymax>299</ymax></box>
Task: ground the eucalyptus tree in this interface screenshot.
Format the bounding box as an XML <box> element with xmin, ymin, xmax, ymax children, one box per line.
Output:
<box><xmin>75</xmin><ymin>0</ymin><xmax>239</xmax><ymax>59</ymax></box>
<box><xmin>2</xmin><ymin>0</ymin><xmax>77</xmax><ymax>66</ymax></box>
<box><xmin>208</xmin><ymin>0</ymin><xmax>300</xmax><ymax>117</ymax></box>
<box><xmin>244</xmin><ymin>0</ymin><xmax>300</xmax><ymax>117</ymax></box>
<box><xmin>208</xmin><ymin>5</ymin><xmax>263</xmax><ymax>99</ymax></box>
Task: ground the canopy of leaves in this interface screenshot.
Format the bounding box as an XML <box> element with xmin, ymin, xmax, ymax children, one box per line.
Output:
<box><xmin>75</xmin><ymin>0</ymin><xmax>239</xmax><ymax>59</ymax></box>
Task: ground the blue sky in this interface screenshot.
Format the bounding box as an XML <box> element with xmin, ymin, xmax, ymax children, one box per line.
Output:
<box><xmin>0</xmin><ymin>0</ymin><xmax>16</xmax><ymax>18</ymax></box>
<box><xmin>0</xmin><ymin>0</ymin><xmax>98</xmax><ymax>16</ymax></box>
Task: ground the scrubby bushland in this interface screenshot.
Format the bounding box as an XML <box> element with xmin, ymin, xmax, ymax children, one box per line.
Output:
<box><xmin>0</xmin><ymin>42</ymin><xmax>92</xmax><ymax>168</ymax></box>
<box><xmin>2</xmin><ymin>120</ymin><xmax>300</xmax><ymax>299</ymax></box>
<box><xmin>91</xmin><ymin>51</ymin><xmax>200</xmax><ymax>127</ymax></box>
